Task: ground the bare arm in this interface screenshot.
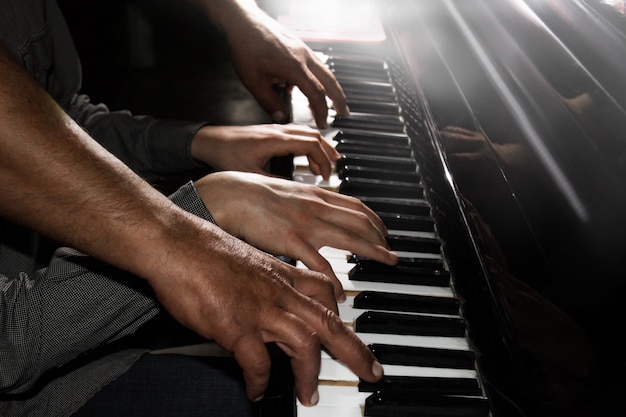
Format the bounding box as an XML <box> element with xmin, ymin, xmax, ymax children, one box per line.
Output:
<box><xmin>0</xmin><ymin>42</ymin><xmax>382</xmax><ymax>405</ymax></box>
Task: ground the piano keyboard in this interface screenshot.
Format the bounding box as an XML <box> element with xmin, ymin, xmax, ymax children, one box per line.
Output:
<box><xmin>291</xmin><ymin>51</ymin><xmax>490</xmax><ymax>417</ymax></box>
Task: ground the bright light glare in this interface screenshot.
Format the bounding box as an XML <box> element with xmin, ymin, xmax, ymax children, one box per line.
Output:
<box><xmin>277</xmin><ymin>0</ymin><xmax>385</xmax><ymax>42</ymax></box>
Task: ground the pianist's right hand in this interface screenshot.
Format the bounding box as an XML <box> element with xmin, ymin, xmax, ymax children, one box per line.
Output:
<box><xmin>147</xmin><ymin>211</ymin><xmax>385</xmax><ymax>406</ymax></box>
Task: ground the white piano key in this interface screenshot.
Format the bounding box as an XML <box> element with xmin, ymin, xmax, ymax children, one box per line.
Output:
<box><xmin>357</xmin><ymin>332</ymin><xmax>470</xmax><ymax>351</ymax></box>
<box><xmin>297</xmin><ymin>404</ymin><xmax>363</xmax><ymax>417</ymax></box>
<box><xmin>318</xmin><ymin>356</ymin><xmax>477</xmax><ymax>382</ymax></box>
<box><xmin>297</xmin><ymin>261</ymin><xmax>454</xmax><ymax>298</ymax></box>
<box><xmin>319</xmin><ymin>246</ymin><xmax>352</xmax><ymax>259</ymax></box>
<box><xmin>297</xmin><ymin>385</ymin><xmax>367</xmax><ymax>417</ymax></box>
<box><xmin>394</xmin><ymin>250</ymin><xmax>442</xmax><ymax>259</ymax></box>
<box><xmin>293</xmin><ymin>171</ymin><xmax>342</xmax><ymax>191</ymax></box>
<box><xmin>337</xmin><ymin>299</ymin><xmax>459</xmax><ymax>323</ymax></box>
<box><xmin>320</xmin><ymin>242</ymin><xmax>443</xmax><ymax>262</ymax></box>
<box><xmin>337</xmin><ymin>273</ymin><xmax>453</xmax><ymax>298</ymax></box>
<box><xmin>388</xmin><ymin>230</ymin><xmax>438</xmax><ymax>239</ymax></box>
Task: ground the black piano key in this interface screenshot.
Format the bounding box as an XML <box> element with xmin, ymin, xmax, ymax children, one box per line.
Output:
<box><xmin>332</xmin><ymin>69</ymin><xmax>390</xmax><ymax>84</ymax></box>
<box><xmin>333</xmin><ymin>114</ymin><xmax>405</xmax><ymax>133</ymax></box>
<box><xmin>331</xmin><ymin>64</ymin><xmax>389</xmax><ymax>77</ymax></box>
<box><xmin>329</xmin><ymin>58</ymin><xmax>389</xmax><ymax>77</ymax></box>
<box><xmin>335</xmin><ymin>142</ymin><xmax>413</xmax><ymax>158</ymax></box>
<box><xmin>386</xmin><ymin>234</ymin><xmax>441</xmax><ymax>253</ymax></box>
<box><xmin>348</xmin><ymin>261</ymin><xmax>450</xmax><ymax>287</ymax></box>
<box><xmin>377</xmin><ymin>212</ymin><xmax>434</xmax><ymax>232</ymax></box>
<box><xmin>368</xmin><ymin>343</ymin><xmax>475</xmax><ymax>369</ymax></box>
<box><xmin>354</xmin><ymin>311</ymin><xmax>466</xmax><ymax>337</ymax></box>
<box><xmin>338</xmin><ymin>165</ymin><xmax>421</xmax><ymax>184</ymax></box>
<box><xmin>351</xmin><ymin>257</ymin><xmax>445</xmax><ymax>270</ymax></box>
<box><xmin>364</xmin><ymin>391</ymin><xmax>490</xmax><ymax>417</ymax></box>
<box><xmin>337</xmin><ymin>154</ymin><xmax>418</xmax><ymax>172</ymax></box>
<box><xmin>354</xmin><ymin>291</ymin><xmax>459</xmax><ymax>316</ymax></box>
<box><xmin>338</xmin><ymin>90</ymin><xmax>397</xmax><ymax>104</ymax></box>
<box><xmin>339</xmin><ymin>177</ymin><xmax>424</xmax><ymax>199</ymax></box>
<box><xmin>333</xmin><ymin>131</ymin><xmax>410</xmax><ymax>147</ymax></box>
<box><xmin>339</xmin><ymin>80</ymin><xmax>395</xmax><ymax>95</ymax></box>
<box><xmin>360</xmin><ymin>197</ymin><xmax>431</xmax><ymax>216</ymax></box>
<box><xmin>346</xmin><ymin>100</ymin><xmax>401</xmax><ymax>115</ymax></box>
<box><xmin>359</xmin><ymin>375</ymin><xmax>482</xmax><ymax>396</ymax></box>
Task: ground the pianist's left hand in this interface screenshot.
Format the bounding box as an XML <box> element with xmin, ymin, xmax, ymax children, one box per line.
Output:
<box><xmin>199</xmin><ymin>0</ymin><xmax>349</xmax><ymax>129</ymax></box>
<box><xmin>194</xmin><ymin>171</ymin><xmax>399</xmax><ymax>301</ymax></box>
<box><xmin>191</xmin><ymin>123</ymin><xmax>340</xmax><ymax>181</ymax></box>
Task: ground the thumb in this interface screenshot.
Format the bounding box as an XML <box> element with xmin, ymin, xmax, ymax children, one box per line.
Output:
<box><xmin>248</xmin><ymin>82</ymin><xmax>290</xmax><ymax>124</ymax></box>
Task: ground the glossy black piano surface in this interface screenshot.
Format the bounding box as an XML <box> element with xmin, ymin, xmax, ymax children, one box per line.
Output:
<box><xmin>60</xmin><ymin>0</ymin><xmax>626</xmax><ymax>416</ymax></box>
<box><xmin>367</xmin><ymin>1</ymin><xmax>626</xmax><ymax>416</ymax></box>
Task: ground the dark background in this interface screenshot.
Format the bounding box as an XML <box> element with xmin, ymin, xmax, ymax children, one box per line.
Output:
<box><xmin>57</xmin><ymin>0</ymin><xmax>276</xmax><ymax>125</ymax></box>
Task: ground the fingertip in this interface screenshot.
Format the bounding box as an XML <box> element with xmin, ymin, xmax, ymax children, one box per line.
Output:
<box><xmin>387</xmin><ymin>250</ymin><xmax>400</xmax><ymax>265</ymax></box>
<box><xmin>333</xmin><ymin>101</ymin><xmax>350</xmax><ymax>117</ymax></box>
<box><xmin>315</xmin><ymin>117</ymin><xmax>328</xmax><ymax>130</ymax></box>
<box><xmin>271</xmin><ymin>110</ymin><xmax>289</xmax><ymax>124</ymax></box>
<box><xmin>310</xmin><ymin>389</ymin><xmax>320</xmax><ymax>406</ymax></box>
<box><xmin>372</xmin><ymin>360</ymin><xmax>384</xmax><ymax>380</ymax></box>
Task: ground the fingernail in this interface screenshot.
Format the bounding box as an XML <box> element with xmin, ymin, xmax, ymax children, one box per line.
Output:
<box><xmin>389</xmin><ymin>251</ymin><xmax>399</xmax><ymax>264</ymax></box>
<box><xmin>372</xmin><ymin>361</ymin><xmax>384</xmax><ymax>378</ymax></box>
<box><xmin>310</xmin><ymin>389</ymin><xmax>319</xmax><ymax>406</ymax></box>
<box><xmin>337</xmin><ymin>292</ymin><xmax>347</xmax><ymax>304</ymax></box>
<box><xmin>271</xmin><ymin>110</ymin><xmax>287</xmax><ymax>123</ymax></box>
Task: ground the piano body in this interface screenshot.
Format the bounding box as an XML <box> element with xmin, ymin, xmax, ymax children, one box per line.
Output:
<box><xmin>263</xmin><ymin>0</ymin><xmax>626</xmax><ymax>416</ymax></box>
<box><xmin>59</xmin><ymin>0</ymin><xmax>626</xmax><ymax>416</ymax></box>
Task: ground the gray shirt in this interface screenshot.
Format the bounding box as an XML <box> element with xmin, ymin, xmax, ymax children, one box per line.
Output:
<box><xmin>1</xmin><ymin>0</ymin><xmax>218</xmax><ymax>415</ymax></box>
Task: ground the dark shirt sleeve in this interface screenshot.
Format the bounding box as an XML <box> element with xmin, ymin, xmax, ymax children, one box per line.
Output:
<box><xmin>66</xmin><ymin>94</ymin><xmax>210</xmax><ymax>183</ymax></box>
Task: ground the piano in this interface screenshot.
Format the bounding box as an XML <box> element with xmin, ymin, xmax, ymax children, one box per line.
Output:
<box><xmin>59</xmin><ymin>0</ymin><xmax>626</xmax><ymax>416</ymax></box>
<box><xmin>261</xmin><ymin>0</ymin><xmax>626</xmax><ymax>416</ymax></box>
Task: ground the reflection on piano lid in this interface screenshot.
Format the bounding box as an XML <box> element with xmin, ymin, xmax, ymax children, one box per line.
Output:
<box><xmin>265</xmin><ymin>0</ymin><xmax>626</xmax><ymax>416</ymax></box>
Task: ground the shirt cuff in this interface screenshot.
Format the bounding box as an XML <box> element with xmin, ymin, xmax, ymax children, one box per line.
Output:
<box><xmin>168</xmin><ymin>181</ymin><xmax>217</xmax><ymax>225</ymax></box>
<box><xmin>146</xmin><ymin>120</ymin><xmax>210</xmax><ymax>173</ymax></box>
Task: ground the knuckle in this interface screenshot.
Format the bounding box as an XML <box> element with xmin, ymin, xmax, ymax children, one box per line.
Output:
<box><xmin>353</xmin><ymin>210</ymin><xmax>371</xmax><ymax>225</ymax></box>
<box><xmin>322</xmin><ymin>307</ymin><xmax>347</xmax><ymax>336</ymax></box>
<box><xmin>293</xmin><ymin>325</ymin><xmax>321</xmax><ymax>353</ymax></box>
<box><xmin>247</xmin><ymin>353</ymin><xmax>272</xmax><ymax>377</ymax></box>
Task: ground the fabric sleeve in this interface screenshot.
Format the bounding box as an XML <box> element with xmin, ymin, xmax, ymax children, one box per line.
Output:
<box><xmin>0</xmin><ymin>248</ymin><xmax>161</xmax><ymax>395</ymax></box>
<box><xmin>0</xmin><ymin>182</ymin><xmax>216</xmax><ymax>396</ymax></box>
<box><xmin>66</xmin><ymin>94</ymin><xmax>210</xmax><ymax>183</ymax></box>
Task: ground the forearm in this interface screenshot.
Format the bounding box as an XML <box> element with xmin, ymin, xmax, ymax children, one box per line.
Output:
<box><xmin>66</xmin><ymin>94</ymin><xmax>208</xmax><ymax>182</ymax></box>
<box><xmin>0</xmin><ymin>42</ymin><xmax>214</xmax><ymax>286</ymax></box>
<box><xmin>0</xmin><ymin>182</ymin><xmax>214</xmax><ymax>395</ymax></box>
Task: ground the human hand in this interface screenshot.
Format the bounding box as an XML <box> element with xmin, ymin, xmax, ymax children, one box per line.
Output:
<box><xmin>194</xmin><ymin>171</ymin><xmax>399</xmax><ymax>301</ymax></box>
<box><xmin>191</xmin><ymin>124</ymin><xmax>340</xmax><ymax>180</ymax></box>
<box><xmin>147</xmin><ymin>219</ymin><xmax>383</xmax><ymax>405</ymax></box>
<box><xmin>209</xmin><ymin>1</ymin><xmax>349</xmax><ymax>128</ymax></box>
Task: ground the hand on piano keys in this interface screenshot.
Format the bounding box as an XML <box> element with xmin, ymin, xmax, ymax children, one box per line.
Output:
<box><xmin>191</xmin><ymin>124</ymin><xmax>342</xmax><ymax>182</ymax></box>
<box><xmin>193</xmin><ymin>171</ymin><xmax>399</xmax><ymax>300</ymax></box>
<box><xmin>212</xmin><ymin>0</ymin><xmax>349</xmax><ymax>129</ymax></box>
<box><xmin>289</xmin><ymin>51</ymin><xmax>490</xmax><ymax>417</ymax></box>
